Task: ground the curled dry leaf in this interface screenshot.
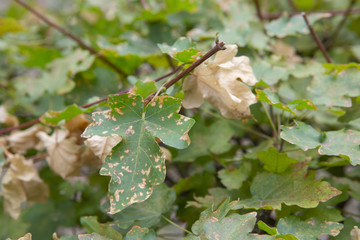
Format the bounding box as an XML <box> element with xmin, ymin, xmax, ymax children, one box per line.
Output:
<box><xmin>64</xmin><ymin>114</ymin><xmax>91</xmax><ymax>142</ymax></box>
<box><xmin>37</xmin><ymin>129</ymin><xmax>83</xmax><ymax>178</ymax></box>
<box><xmin>8</xmin><ymin>125</ymin><xmax>46</xmax><ymax>153</ymax></box>
<box><xmin>0</xmin><ymin>105</ymin><xmax>18</xmax><ymax>127</ymax></box>
<box><xmin>351</xmin><ymin>226</ymin><xmax>360</xmax><ymax>240</ymax></box>
<box><xmin>182</xmin><ymin>44</ymin><xmax>258</xmax><ymax>120</ymax></box>
<box><xmin>84</xmin><ymin>135</ymin><xmax>122</xmax><ymax>162</ymax></box>
<box><xmin>1</xmin><ymin>154</ymin><xmax>49</xmax><ymax>219</ymax></box>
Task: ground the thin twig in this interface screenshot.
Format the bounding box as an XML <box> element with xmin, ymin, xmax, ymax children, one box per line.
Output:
<box><xmin>161</xmin><ymin>215</ymin><xmax>192</xmax><ymax>235</ymax></box>
<box><xmin>324</xmin><ymin>0</ymin><xmax>357</xmax><ymax>49</ymax></box>
<box><xmin>263</xmin><ymin>8</ymin><xmax>360</xmax><ymax>19</ymax></box>
<box><xmin>144</xmin><ymin>41</ymin><xmax>226</xmax><ymax>105</ymax></box>
<box><xmin>0</xmin><ymin>65</ymin><xmax>184</xmax><ymax>135</ymax></box>
<box><xmin>260</xmin><ymin>102</ymin><xmax>277</xmax><ymax>140</ymax></box>
<box><xmin>14</xmin><ymin>0</ymin><xmax>127</xmax><ymax>77</ymax></box>
<box><xmin>302</xmin><ymin>12</ymin><xmax>333</xmax><ymax>63</ymax></box>
<box><xmin>253</xmin><ymin>0</ymin><xmax>264</xmax><ymax>21</ymax></box>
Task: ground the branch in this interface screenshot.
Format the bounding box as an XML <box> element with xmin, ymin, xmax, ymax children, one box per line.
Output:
<box><xmin>324</xmin><ymin>0</ymin><xmax>356</xmax><ymax>49</ymax></box>
<box><xmin>143</xmin><ymin>41</ymin><xmax>226</xmax><ymax>105</ymax></box>
<box><xmin>253</xmin><ymin>0</ymin><xmax>264</xmax><ymax>21</ymax></box>
<box><xmin>0</xmin><ymin>65</ymin><xmax>184</xmax><ymax>135</ymax></box>
<box><xmin>302</xmin><ymin>12</ymin><xmax>332</xmax><ymax>63</ymax></box>
<box><xmin>263</xmin><ymin>8</ymin><xmax>360</xmax><ymax>20</ymax></box>
<box><xmin>14</xmin><ymin>0</ymin><xmax>127</xmax><ymax>77</ymax></box>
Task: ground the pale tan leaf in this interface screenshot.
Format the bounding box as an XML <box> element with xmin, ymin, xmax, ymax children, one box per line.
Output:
<box><xmin>8</xmin><ymin>125</ymin><xmax>46</xmax><ymax>153</ymax></box>
<box><xmin>351</xmin><ymin>226</ymin><xmax>360</xmax><ymax>240</ymax></box>
<box><xmin>182</xmin><ymin>44</ymin><xmax>258</xmax><ymax>120</ymax></box>
<box><xmin>84</xmin><ymin>135</ymin><xmax>122</xmax><ymax>162</ymax></box>
<box><xmin>1</xmin><ymin>154</ymin><xmax>49</xmax><ymax>219</ymax></box>
<box><xmin>0</xmin><ymin>105</ymin><xmax>18</xmax><ymax>127</ymax></box>
<box><xmin>37</xmin><ymin>130</ymin><xmax>83</xmax><ymax>178</ymax></box>
<box><xmin>80</xmin><ymin>147</ymin><xmax>102</xmax><ymax>169</ymax></box>
<box><xmin>64</xmin><ymin>114</ymin><xmax>91</xmax><ymax>141</ymax></box>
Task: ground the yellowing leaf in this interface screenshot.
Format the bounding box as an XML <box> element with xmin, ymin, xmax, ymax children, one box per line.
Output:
<box><xmin>182</xmin><ymin>44</ymin><xmax>258</xmax><ymax>120</ymax></box>
<box><xmin>351</xmin><ymin>226</ymin><xmax>360</xmax><ymax>240</ymax></box>
<box><xmin>1</xmin><ymin>154</ymin><xmax>49</xmax><ymax>219</ymax></box>
<box><xmin>37</xmin><ymin>130</ymin><xmax>83</xmax><ymax>178</ymax></box>
<box><xmin>8</xmin><ymin>125</ymin><xmax>47</xmax><ymax>154</ymax></box>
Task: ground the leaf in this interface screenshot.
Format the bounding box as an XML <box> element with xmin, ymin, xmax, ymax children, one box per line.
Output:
<box><xmin>0</xmin><ymin>18</ymin><xmax>23</xmax><ymax>36</ymax></box>
<box><xmin>80</xmin><ymin>216</ymin><xmax>122</xmax><ymax>240</ymax></box>
<box><xmin>277</xmin><ymin>216</ymin><xmax>343</xmax><ymax>240</ymax></box>
<box><xmin>1</xmin><ymin>154</ymin><xmax>49</xmax><ymax>219</ymax></box>
<box><xmin>78</xmin><ymin>233</ymin><xmax>111</xmax><ymax>240</ymax></box>
<box><xmin>307</xmin><ymin>73</ymin><xmax>360</xmax><ymax>108</ymax></box>
<box><xmin>124</xmin><ymin>226</ymin><xmax>155</xmax><ymax>240</ymax></box>
<box><xmin>112</xmin><ymin>184</ymin><xmax>176</xmax><ymax>229</ymax></box>
<box><xmin>334</xmin><ymin>217</ymin><xmax>360</xmax><ymax>240</ymax></box>
<box><xmin>8</xmin><ymin>125</ymin><xmax>46</xmax><ymax>154</ymax></box>
<box><xmin>234</xmin><ymin>163</ymin><xmax>341</xmax><ymax>210</ymax></box>
<box><xmin>323</xmin><ymin>63</ymin><xmax>360</xmax><ymax>74</ymax></box>
<box><xmin>281</xmin><ymin>121</ymin><xmax>360</xmax><ymax>165</ymax></box>
<box><xmin>351</xmin><ymin>227</ymin><xmax>360</xmax><ymax>240</ymax></box>
<box><xmin>256</xmin><ymin>89</ymin><xmax>295</xmax><ymax>114</ymax></box>
<box><xmin>37</xmin><ymin>129</ymin><xmax>83</xmax><ymax>178</ymax></box>
<box><xmin>85</xmin><ymin>135</ymin><xmax>122</xmax><ymax>162</ymax></box>
<box><xmin>40</xmin><ymin>104</ymin><xmax>94</xmax><ymax>126</ymax></box>
<box><xmin>182</xmin><ymin>44</ymin><xmax>258</xmax><ymax>120</ymax></box>
<box><xmin>203</xmin><ymin>213</ymin><xmax>275</xmax><ymax>240</ymax></box>
<box><xmin>253</xmin><ymin>60</ymin><xmax>288</xmax><ymax>85</ymax></box>
<box><xmin>218</xmin><ymin>167</ymin><xmax>248</xmax><ymax>190</ymax></box>
<box><xmin>158</xmin><ymin>37</ymin><xmax>199</xmax><ymax>63</ymax></box>
<box><xmin>257</xmin><ymin>147</ymin><xmax>298</xmax><ymax>173</ymax></box>
<box><xmin>175</xmin><ymin>117</ymin><xmax>233</xmax><ymax>162</ymax></box>
<box><xmin>132</xmin><ymin>79</ymin><xmax>157</xmax><ymax>99</ymax></box>
<box><xmin>265</xmin><ymin>13</ymin><xmax>330</xmax><ymax>38</ymax></box>
<box><xmin>82</xmin><ymin>93</ymin><xmax>194</xmax><ymax>213</ymax></box>
<box><xmin>186</xmin><ymin>188</ymin><xmax>233</xmax><ymax>209</ymax></box>
<box><xmin>257</xmin><ymin>221</ymin><xmax>277</xmax><ymax>235</ymax></box>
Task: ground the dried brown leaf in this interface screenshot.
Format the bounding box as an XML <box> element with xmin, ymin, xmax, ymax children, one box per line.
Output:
<box><xmin>8</xmin><ymin>125</ymin><xmax>46</xmax><ymax>153</ymax></box>
<box><xmin>1</xmin><ymin>154</ymin><xmax>49</xmax><ymax>219</ymax></box>
<box><xmin>84</xmin><ymin>135</ymin><xmax>122</xmax><ymax>162</ymax></box>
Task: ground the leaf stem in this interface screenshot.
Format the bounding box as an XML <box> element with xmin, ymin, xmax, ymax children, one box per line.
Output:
<box><xmin>161</xmin><ymin>215</ymin><xmax>193</xmax><ymax>235</ymax></box>
<box><xmin>14</xmin><ymin>0</ymin><xmax>127</xmax><ymax>77</ymax></box>
<box><xmin>301</xmin><ymin>12</ymin><xmax>333</xmax><ymax>63</ymax></box>
<box><xmin>260</xmin><ymin>102</ymin><xmax>278</xmax><ymax>139</ymax></box>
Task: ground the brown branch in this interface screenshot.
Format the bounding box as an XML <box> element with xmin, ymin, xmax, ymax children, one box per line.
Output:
<box><xmin>14</xmin><ymin>0</ymin><xmax>127</xmax><ymax>77</ymax></box>
<box><xmin>253</xmin><ymin>0</ymin><xmax>264</xmax><ymax>21</ymax></box>
<box><xmin>324</xmin><ymin>0</ymin><xmax>357</xmax><ymax>49</ymax></box>
<box><xmin>0</xmin><ymin>65</ymin><xmax>184</xmax><ymax>135</ymax></box>
<box><xmin>263</xmin><ymin>8</ymin><xmax>360</xmax><ymax>19</ymax></box>
<box><xmin>144</xmin><ymin>41</ymin><xmax>226</xmax><ymax>105</ymax></box>
<box><xmin>302</xmin><ymin>12</ymin><xmax>332</xmax><ymax>63</ymax></box>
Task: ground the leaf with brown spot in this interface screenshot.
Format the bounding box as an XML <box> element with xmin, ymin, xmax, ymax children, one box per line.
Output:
<box><xmin>82</xmin><ymin>94</ymin><xmax>194</xmax><ymax>213</ymax></box>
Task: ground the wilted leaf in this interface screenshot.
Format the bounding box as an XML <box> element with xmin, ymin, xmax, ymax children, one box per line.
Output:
<box><xmin>8</xmin><ymin>125</ymin><xmax>46</xmax><ymax>154</ymax></box>
<box><xmin>37</xmin><ymin>129</ymin><xmax>83</xmax><ymax>178</ymax></box>
<box><xmin>351</xmin><ymin>226</ymin><xmax>360</xmax><ymax>240</ymax></box>
<box><xmin>258</xmin><ymin>147</ymin><xmax>298</xmax><ymax>173</ymax></box>
<box><xmin>80</xmin><ymin>216</ymin><xmax>122</xmax><ymax>240</ymax></box>
<box><xmin>175</xmin><ymin>117</ymin><xmax>233</xmax><ymax>162</ymax></box>
<box><xmin>124</xmin><ymin>226</ymin><xmax>155</xmax><ymax>240</ymax></box>
<box><xmin>234</xmin><ymin>163</ymin><xmax>341</xmax><ymax>210</ymax></box>
<box><xmin>277</xmin><ymin>216</ymin><xmax>343</xmax><ymax>240</ymax></box>
<box><xmin>112</xmin><ymin>184</ymin><xmax>176</xmax><ymax>229</ymax></box>
<box><xmin>85</xmin><ymin>135</ymin><xmax>122</xmax><ymax>162</ymax></box>
<box><xmin>1</xmin><ymin>154</ymin><xmax>49</xmax><ymax>219</ymax></box>
<box><xmin>182</xmin><ymin>44</ymin><xmax>258</xmax><ymax>120</ymax></box>
<box><xmin>281</xmin><ymin>121</ymin><xmax>360</xmax><ymax>165</ymax></box>
<box><xmin>82</xmin><ymin>94</ymin><xmax>194</xmax><ymax>213</ymax></box>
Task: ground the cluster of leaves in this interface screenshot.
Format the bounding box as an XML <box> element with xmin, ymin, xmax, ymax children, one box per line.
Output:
<box><xmin>1</xmin><ymin>0</ymin><xmax>360</xmax><ymax>239</ymax></box>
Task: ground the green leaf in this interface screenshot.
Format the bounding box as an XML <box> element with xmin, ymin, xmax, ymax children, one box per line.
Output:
<box><xmin>158</xmin><ymin>37</ymin><xmax>199</xmax><ymax>63</ymax></box>
<box><xmin>258</xmin><ymin>147</ymin><xmax>298</xmax><ymax>173</ymax></box>
<box><xmin>80</xmin><ymin>216</ymin><xmax>122</xmax><ymax>240</ymax></box>
<box><xmin>253</xmin><ymin>61</ymin><xmax>288</xmax><ymax>85</ymax></box>
<box><xmin>218</xmin><ymin>167</ymin><xmax>248</xmax><ymax>190</ymax></box>
<box><xmin>203</xmin><ymin>213</ymin><xmax>276</xmax><ymax>240</ymax></box>
<box><xmin>265</xmin><ymin>13</ymin><xmax>330</xmax><ymax>38</ymax></box>
<box><xmin>257</xmin><ymin>221</ymin><xmax>277</xmax><ymax>235</ymax></box>
<box><xmin>234</xmin><ymin>163</ymin><xmax>341</xmax><ymax>210</ymax></box>
<box><xmin>82</xmin><ymin>94</ymin><xmax>194</xmax><ymax>213</ymax></box>
<box><xmin>280</xmin><ymin>120</ymin><xmax>321</xmax><ymax>151</ymax></box>
<box><xmin>175</xmin><ymin>117</ymin><xmax>233</xmax><ymax>162</ymax></box>
<box><xmin>124</xmin><ymin>226</ymin><xmax>155</xmax><ymax>240</ymax></box>
<box><xmin>78</xmin><ymin>233</ymin><xmax>111</xmax><ymax>240</ymax></box>
<box><xmin>281</xmin><ymin>121</ymin><xmax>360</xmax><ymax>165</ymax></box>
<box><xmin>287</xmin><ymin>99</ymin><xmax>317</xmax><ymax>112</ymax></box>
<box><xmin>323</xmin><ymin>63</ymin><xmax>360</xmax><ymax>74</ymax></box>
<box><xmin>40</xmin><ymin>104</ymin><xmax>94</xmax><ymax>125</ymax></box>
<box><xmin>332</xmin><ymin>217</ymin><xmax>360</xmax><ymax>240</ymax></box>
<box><xmin>308</xmin><ymin>73</ymin><xmax>360</xmax><ymax>108</ymax></box>
<box><xmin>112</xmin><ymin>184</ymin><xmax>176</xmax><ymax>229</ymax></box>
<box><xmin>132</xmin><ymin>80</ymin><xmax>157</xmax><ymax>100</ymax></box>
<box><xmin>256</xmin><ymin>89</ymin><xmax>295</xmax><ymax>114</ymax></box>
<box><xmin>186</xmin><ymin>188</ymin><xmax>233</xmax><ymax>209</ymax></box>
<box><xmin>277</xmin><ymin>216</ymin><xmax>343</xmax><ymax>240</ymax></box>
<box><xmin>0</xmin><ymin>18</ymin><xmax>23</xmax><ymax>36</ymax></box>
